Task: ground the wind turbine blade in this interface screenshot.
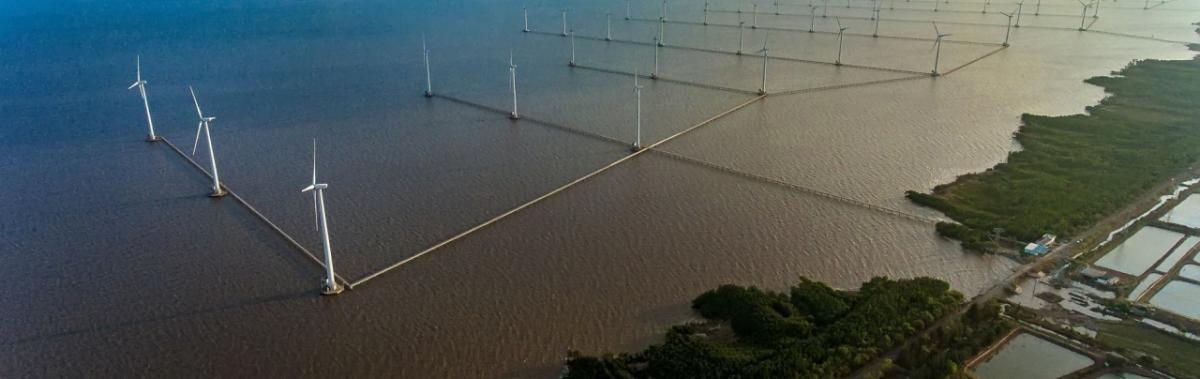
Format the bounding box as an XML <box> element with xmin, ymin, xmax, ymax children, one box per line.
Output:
<box><xmin>933</xmin><ymin>22</ymin><xmax>940</xmax><ymax>36</ymax></box>
<box><xmin>189</xmin><ymin>86</ymin><xmax>204</xmax><ymax>119</ymax></box>
<box><xmin>128</xmin><ymin>82</ymin><xmax>139</xmax><ymax>90</ymax></box>
<box><xmin>836</xmin><ymin>17</ymin><xmax>842</xmax><ymax>29</ymax></box>
<box><xmin>311</xmin><ymin>138</ymin><xmax>319</xmax><ymax>231</ymax></box>
<box><xmin>192</xmin><ymin>122</ymin><xmax>203</xmax><ymax>155</ymax></box>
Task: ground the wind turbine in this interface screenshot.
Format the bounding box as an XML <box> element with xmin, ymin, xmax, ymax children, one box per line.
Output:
<box><xmin>872</xmin><ymin>7</ymin><xmax>881</xmax><ymax>37</ymax></box>
<box><xmin>509</xmin><ymin>51</ymin><xmax>520</xmax><ymax>119</ymax></box>
<box><xmin>652</xmin><ymin>36</ymin><xmax>661</xmax><ymax>79</ymax></box>
<box><xmin>1035</xmin><ymin>0</ymin><xmax>1041</xmax><ymax>15</ymax></box>
<box><xmin>561</xmin><ymin>10</ymin><xmax>569</xmax><ymax>36</ymax></box>
<box><xmin>658</xmin><ymin>17</ymin><xmax>666</xmax><ymax>46</ymax></box>
<box><xmin>661</xmin><ymin>0</ymin><xmax>668</xmax><ymax>21</ymax></box>
<box><xmin>1014</xmin><ymin>1</ymin><xmax>1024</xmax><ymax>28</ymax></box>
<box><xmin>606</xmin><ymin>13</ymin><xmax>613</xmax><ymax>41</ymax></box>
<box><xmin>568</xmin><ymin>29</ymin><xmax>577</xmax><ymax>67</ymax></box>
<box><xmin>809</xmin><ymin>5</ymin><xmax>818</xmax><ymax>32</ymax></box>
<box><xmin>751</xmin><ymin>3</ymin><xmax>759</xmax><ymax>29</ymax></box>
<box><xmin>704</xmin><ymin>2</ymin><xmax>710</xmax><ymax>25</ymax></box>
<box><xmin>931</xmin><ymin>22</ymin><xmax>951</xmax><ymax>76</ymax></box>
<box><xmin>632</xmin><ymin>69</ymin><xmax>643</xmax><ymax>152</ymax></box>
<box><xmin>775</xmin><ymin>0</ymin><xmax>781</xmax><ymax>15</ymax></box>
<box><xmin>737</xmin><ymin>21</ymin><xmax>746</xmax><ymax>55</ymax></box>
<box><xmin>823</xmin><ymin>0</ymin><xmax>830</xmax><ymax>17</ymax></box>
<box><xmin>188</xmin><ymin>87</ymin><xmax>226</xmax><ymax>197</ymax></box>
<box><xmin>302</xmin><ymin>139</ymin><xmax>343</xmax><ymax>296</ymax></box>
<box><xmin>522</xmin><ymin>6</ymin><xmax>530</xmax><ymax>32</ymax></box>
<box><xmin>1092</xmin><ymin>0</ymin><xmax>1100</xmax><ymax>18</ymax></box>
<box><xmin>1076</xmin><ymin>0</ymin><xmax>1091</xmax><ymax>30</ymax></box>
<box><xmin>934</xmin><ymin>0</ymin><xmax>940</xmax><ymax>12</ymax></box>
<box><xmin>422</xmin><ymin>34</ymin><xmax>433</xmax><ymax>97</ymax></box>
<box><xmin>626</xmin><ymin>0</ymin><xmax>631</xmax><ymax>20</ymax></box>
<box><xmin>757</xmin><ymin>33</ymin><xmax>770</xmax><ymax>95</ymax></box>
<box><xmin>982</xmin><ymin>0</ymin><xmax>990</xmax><ymax>14</ymax></box>
<box><xmin>127</xmin><ymin>55</ymin><xmax>159</xmax><ymax>142</ymax></box>
<box><xmin>835</xmin><ymin>17</ymin><xmax>849</xmax><ymax>66</ymax></box>
<box><xmin>999</xmin><ymin>9</ymin><xmax>1015</xmax><ymax>46</ymax></box>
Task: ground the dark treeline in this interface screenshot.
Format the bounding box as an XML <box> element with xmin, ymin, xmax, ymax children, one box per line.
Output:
<box><xmin>895</xmin><ymin>301</ymin><xmax>1013</xmax><ymax>378</ymax></box>
<box><xmin>908</xmin><ymin>52</ymin><xmax>1200</xmax><ymax>246</ymax></box>
<box><xmin>564</xmin><ymin>277</ymin><xmax>964</xmax><ymax>379</ymax></box>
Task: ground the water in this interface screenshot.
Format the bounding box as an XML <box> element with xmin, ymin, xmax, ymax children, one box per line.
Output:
<box><xmin>1095</xmin><ymin>227</ymin><xmax>1186</xmax><ymax>276</ymax></box>
<box><xmin>1155</xmin><ymin>236</ymin><xmax>1200</xmax><ymax>272</ymax></box>
<box><xmin>1161</xmin><ymin>194</ymin><xmax>1200</xmax><ymax>228</ymax></box>
<box><xmin>1181</xmin><ymin>264</ymin><xmax>1200</xmax><ymax>281</ymax></box>
<box><xmin>3</xmin><ymin>0</ymin><xmax>1199</xmax><ymax>376</ymax></box>
<box><xmin>1149</xmin><ymin>280</ymin><xmax>1200</xmax><ymax>320</ymax></box>
<box><xmin>1130</xmin><ymin>273</ymin><xmax>1164</xmax><ymax>301</ymax></box>
<box><xmin>972</xmin><ymin>333</ymin><xmax>1094</xmax><ymax>379</ymax></box>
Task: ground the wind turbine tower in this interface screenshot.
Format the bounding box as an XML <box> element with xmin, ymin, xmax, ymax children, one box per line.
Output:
<box><xmin>303</xmin><ymin>139</ymin><xmax>343</xmax><ymax>296</ymax></box>
<box><xmin>652</xmin><ymin>36</ymin><xmax>661</xmax><ymax>79</ymax></box>
<box><xmin>758</xmin><ymin>33</ymin><xmax>770</xmax><ymax>95</ymax></box>
<box><xmin>632</xmin><ymin>70</ymin><xmax>644</xmax><ymax>152</ymax></box>
<box><xmin>569</xmin><ymin>30</ymin><xmax>577</xmax><ymax>67</ymax></box>
<box><xmin>561</xmin><ymin>10</ymin><xmax>569</xmax><ymax>36</ymax></box>
<box><xmin>127</xmin><ymin>55</ymin><xmax>160</xmax><ymax>142</ymax></box>
<box><xmin>188</xmin><ymin>87</ymin><xmax>226</xmax><ymax>197</ymax></box>
<box><xmin>523</xmin><ymin>6</ymin><xmax>530</xmax><ymax>32</ymax></box>
<box><xmin>423</xmin><ymin>34</ymin><xmax>433</xmax><ymax>97</ymax></box>
<box><xmin>606</xmin><ymin>13</ymin><xmax>613</xmax><ymax>40</ymax></box>
<box><xmin>1076</xmin><ymin>0</ymin><xmax>1091</xmax><ymax>30</ymax></box>
<box><xmin>737</xmin><ymin>21</ymin><xmax>746</xmax><ymax>54</ymax></box>
<box><xmin>1014</xmin><ymin>2</ymin><xmax>1024</xmax><ymax>28</ymax></box>
<box><xmin>509</xmin><ymin>52</ymin><xmax>520</xmax><ymax>119</ymax></box>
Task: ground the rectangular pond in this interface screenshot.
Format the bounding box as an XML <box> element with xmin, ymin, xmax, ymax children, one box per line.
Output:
<box><xmin>1129</xmin><ymin>273</ymin><xmax>1163</xmax><ymax>302</ymax></box>
<box><xmin>1160</xmin><ymin>195</ymin><xmax>1200</xmax><ymax>229</ymax></box>
<box><xmin>1180</xmin><ymin>265</ymin><xmax>1200</xmax><ymax>282</ymax></box>
<box><xmin>972</xmin><ymin>333</ymin><xmax>1094</xmax><ymax>379</ymax></box>
<box><xmin>1156</xmin><ymin>236</ymin><xmax>1200</xmax><ymax>273</ymax></box>
<box><xmin>1149</xmin><ymin>280</ymin><xmax>1200</xmax><ymax>320</ymax></box>
<box><xmin>1095</xmin><ymin>227</ymin><xmax>1186</xmax><ymax>276</ymax></box>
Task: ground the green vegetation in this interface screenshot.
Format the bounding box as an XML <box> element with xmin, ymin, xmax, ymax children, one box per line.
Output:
<box><xmin>563</xmin><ymin>277</ymin><xmax>963</xmax><ymax>379</ymax></box>
<box><xmin>897</xmin><ymin>301</ymin><xmax>1014</xmax><ymax>378</ymax></box>
<box><xmin>1096</xmin><ymin>322</ymin><xmax>1200</xmax><ymax>379</ymax></box>
<box><xmin>908</xmin><ymin>53</ymin><xmax>1200</xmax><ymax>245</ymax></box>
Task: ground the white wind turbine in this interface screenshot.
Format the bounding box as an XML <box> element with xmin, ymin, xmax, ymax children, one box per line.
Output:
<box><xmin>704</xmin><ymin>2</ymin><xmax>710</xmax><ymax>25</ymax></box>
<box><xmin>652</xmin><ymin>36</ymin><xmax>662</xmax><ymax>79</ymax></box>
<box><xmin>1014</xmin><ymin>1</ymin><xmax>1024</xmax><ymax>28</ymax></box>
<box><xmin>757</xmin><ymin>33</ymin><xmax>770</xmax><ymax>95</ymax></box>
<box><xmin>658</xmin><ymin>17</ymin><xmax>666</xmax><ymax>46</ymax></box>
<box><xmin>632</xmin><ymin>69</ymin><xmax>644</xmax><ymax>152</ymax></box>
<box><xmin>999</xmin><ymin>8</ymin><xmax>1015</xmax><ymax>46</ymax></box>
<box><xmin>522</xmin><ymin>6</ymin><xmax>530</xmax><ymax>32</ymax></box>
<box><xmin>422</xmin><ymin>34</ymin><xmax>433</xmax><ymax>97</ymax></box>
<box><xmin>835</xmin><ymin>17</ymin><xmax>849</xmax><ymax>66</ymax></box>
<box><xmin>1076</xmin><ymin>0</ymin><xmax>1091</xmax><ymax>30</ymax></box>
<box><xmin>303</xmin><ymin>139</ymin><xmax>343</xmax><ymax>296</ymax></box>
<box><xmin>127</xmin><ymin>55</ymin><xmax>160</xmax><ymax>142</ymax></box>
<box><xmin>189</xmin><ymin>86</ymin><xmax>226</xmax><ymax>197</ymax></box>
<box><xmin>509</xmin><ymin>51</ymin><xmax>520</xmax><ymax>119</ymax></box>
<box><xmin>606</xmin><ymin>13</ymin><xmax>613</xmax><ymax>41</ymax></box>
<box><xmin>737</xmin><ymin>20</ymin><xmax>747</xmax><ymax>54</ymax></box>
<box><xmin>931</xmin><ymin>22</ymin><xmax>951</xmax><ymax>76</ymax></box>
<box><xmin>809</xmin><ymin>5</ymin><xmax>818</xmax><ymax>32</ymax></box>
<box><xmin>568</xmin><ymin>29</ymin><xmax>577</xmax><ymax>67</ymax></box>
<box><xmin>751</xmin><ymin>3</ymin><xmax>759</xmax><ymax>28</ymax></box>
<box><xmin>561</xmin><ymin>10</ymin><xmax>569</xmax><ymax>36</ymax></box>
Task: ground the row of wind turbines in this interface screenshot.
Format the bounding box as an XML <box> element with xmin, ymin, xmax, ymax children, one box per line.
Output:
<box><xmin>127</xmin><ymin>56</ymin><xmax>344</xmax><ymax>295</ymax></box>
<box><xmin>537</xmin><ymin>6</ymin><xmax>982</xmax><ymax>78</ymax></box>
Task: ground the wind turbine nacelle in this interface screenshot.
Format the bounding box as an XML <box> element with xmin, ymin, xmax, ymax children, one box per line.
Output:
<box><xmin>302</xmin><ymin>183</ymin><xmax>330</xmax><ymax>193</ymax></box>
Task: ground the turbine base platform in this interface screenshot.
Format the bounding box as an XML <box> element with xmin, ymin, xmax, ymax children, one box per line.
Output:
<box><xmin>322</xmin><ymin>284</ymin><xmax>344</xmax><ymax>296</ymax></box>
<box><xmin>145</xmin><ymin>135</ymin><xmax>161</xmax><ymax>142</ymax></box>
<box><xmin>209</xmin><ymin>189</ymin><xmax>228</xmax><ymax>198</ymax></box>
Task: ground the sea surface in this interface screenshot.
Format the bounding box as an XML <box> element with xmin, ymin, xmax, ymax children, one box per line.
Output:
<box><xmin>3</xmin><ymin>0</ymin><xmax>1199</xmax><ymax>376</ymax></box>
